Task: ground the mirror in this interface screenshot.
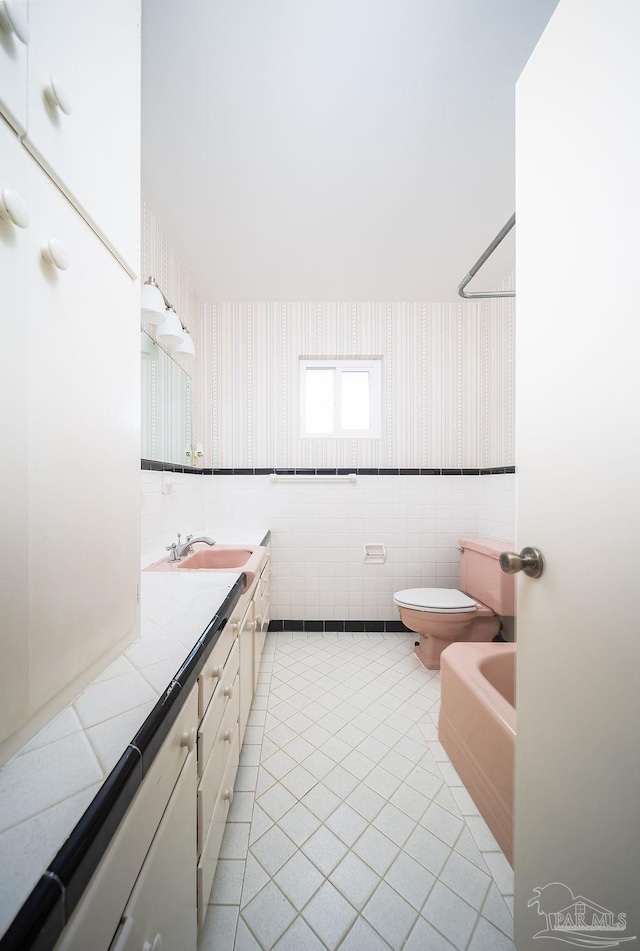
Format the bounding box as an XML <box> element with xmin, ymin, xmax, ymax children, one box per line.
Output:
<box><xmin>141</xmin><ymin>330</ymin><xmax>193</xmax><ymax>465</ymax></box>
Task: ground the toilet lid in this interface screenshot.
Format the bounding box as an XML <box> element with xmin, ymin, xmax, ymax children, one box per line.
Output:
<box><xmin>394</xmin><ymin>588</ymin><xmax>478</xmax><ymax>613</ymax></box>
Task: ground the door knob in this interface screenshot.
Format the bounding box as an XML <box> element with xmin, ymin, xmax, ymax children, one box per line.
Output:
<box><xmin>500</xmin><ymin>547</ymin><xmax>544</xmax><ymax>579</ymax></box>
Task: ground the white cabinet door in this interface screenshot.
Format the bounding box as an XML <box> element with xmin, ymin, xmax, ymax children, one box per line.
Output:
<box><xmin>0</xmin><ymin>0</ymin><xmax>29</xmax><ymax>133</ymax></box>
<box><xmin>0</xmin><ymin>120</ymin><xmax>30</xmax><ymax>743</ymax></box>
<box><xmin>109</xmin><ymin>750</ymin><xmax>198</xmax><ymax>951</ymax></box>
<box><xmin>24</xmin><ymin>0</ymin><xmax>140</xmax><ymax>273</ymax></box>
<box><xmin>7</xmin><ymin>126</ymin><xmax>140</xmax><ymax>713</ymax></box>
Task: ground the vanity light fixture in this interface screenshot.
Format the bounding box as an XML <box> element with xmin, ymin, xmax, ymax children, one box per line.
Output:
<box><xmin>141</xmin><ymin>275</ymin><xmax>196</xmax><ymax>356</ymax></box>
<box><xmin>156</xmin><ymin>305</ymin><xmax>184</xmax><ymax>346</ymax></box>
<box><xmin>140</xmin><ymin>277</ymin><xmax>166</xmax><ymax>324</ymax></box>
<box><xmin>174</xmin><ymin>327</ymin><xmax>195</xmax><ymax>358</ymax></box>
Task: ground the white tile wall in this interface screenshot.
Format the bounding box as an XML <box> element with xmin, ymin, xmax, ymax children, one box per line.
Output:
<box><xmin>202</xmin><ymin>474</ymin><xmax>516</xmax><ymax>621</ymax></box>
<box><xmin>140</xmin><ymin>471</ymin><xmax>206</xmax><ymax>558</ymax></box>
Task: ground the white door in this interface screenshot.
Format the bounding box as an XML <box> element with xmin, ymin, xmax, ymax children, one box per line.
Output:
<box><xmin>514</xmin><ymin>1</ymin><xmax>640</xmax><ymax>948</ymax></box>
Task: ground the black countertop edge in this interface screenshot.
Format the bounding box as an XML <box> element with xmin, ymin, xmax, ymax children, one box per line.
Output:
<box><xmin>2</xmin><ymin>576</ymin><xmax>250</xmax><ymax>951</ymax></box>
<box><xmin>0</xmin><ymin>875</ymin><xmax>64</xmax><ymax>951</ymax></box>
<box><xmin>47</xmin><ymin>746</ymin><xmax>142</xmax><ymax>922</ymax></box>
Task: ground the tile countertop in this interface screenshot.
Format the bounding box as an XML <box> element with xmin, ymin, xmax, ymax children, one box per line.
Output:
<box><xmin>0</xmin><ymin>528</ymin><xmax>270</xmax><ymax>944</ymax></box>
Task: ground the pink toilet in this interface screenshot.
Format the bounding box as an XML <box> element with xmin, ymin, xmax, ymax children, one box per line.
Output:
<box><xmin>394</xmin><ymin>537</ymin><xmax>515</xmax><ymax>670</ymax></box>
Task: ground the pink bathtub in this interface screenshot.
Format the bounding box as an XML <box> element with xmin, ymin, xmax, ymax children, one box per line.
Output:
<box><xmin>438</xmin><ymin>642</ymin><xmax>516</xmax><ymax>864</ymax></box>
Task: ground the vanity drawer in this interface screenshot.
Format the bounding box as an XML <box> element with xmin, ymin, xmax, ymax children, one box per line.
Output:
<box><xmin>197</xmin><ymin>680</ymin><xmax>239</xmax><ymax>854</ymax></box>
<box><xmin>197</xmin><ymin>729</ymin><xmax>240</xmax><ymax>929</ymax></box>
<box><xmin>197</xmin><ymin>638</ymin><xmax>239</xmax><ymax>777</ymax></box>
<box><xmin>56</xmin><ymin>686</ymin><xmax>198</xmax><ymax>951</ymax></box>
<box><xmin>198</xmin><ymin>619</ymin><xmax>237</xmax><ymax>718</ymax></box>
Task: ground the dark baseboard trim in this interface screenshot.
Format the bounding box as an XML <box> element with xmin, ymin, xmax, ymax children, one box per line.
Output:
<box><xmin>268</xmin><ymin>619</ymin><xmax>412</xmax><ymax>633</ymax></box>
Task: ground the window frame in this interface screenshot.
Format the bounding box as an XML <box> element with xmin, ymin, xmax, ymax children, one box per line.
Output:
<box><xmin>299</xmin><ymin>358</ymin><xmax>382</xmax><ymax>439</ymax></box>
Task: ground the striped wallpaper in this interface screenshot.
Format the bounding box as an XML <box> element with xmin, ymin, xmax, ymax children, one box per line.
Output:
<box><xmin>207</xmin><ymin>288</ymin><xmax>515</xmax><ymax>470</ymax></box>
<box><xmin>141</xmin><ymin>197</ymin><xmax>515</xmax><ymax>470</ymax></box>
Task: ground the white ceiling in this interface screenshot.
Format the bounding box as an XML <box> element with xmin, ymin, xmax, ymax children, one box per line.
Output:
<box><xmin>141</xmin><ymin>0</ymin><xmax>558</xmax><ymax>302</ymax></box>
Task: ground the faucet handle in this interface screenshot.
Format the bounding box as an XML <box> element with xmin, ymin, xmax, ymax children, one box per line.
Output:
<box><xmin>165</xmin><ymin>541</ymin><xmax>178</xmax><ymax>563</ymax></box>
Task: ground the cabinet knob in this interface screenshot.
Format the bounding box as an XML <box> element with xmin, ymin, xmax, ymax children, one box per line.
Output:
<box><xmin>142</xmin><ymin>936</ymin><xmax>162</xmax><ymax>951</ymax></box>
<box><xmin>223</xmin><ymin>684</ymin><xmax>233</xmax><ymax>699</ymax></box>
<box><xmin>41</xmin><ymin>238</ymin><xmax>70</xmax><ymax>270</ymax></box>
<box><xmin>0</xmin><ymin>2</ymin><xmax>30</xmax><ymax>44</ymax></box>
<box><xmin>223</xmin><ymin>730</ymin><xmax>232</xmax><ymax>743</ymax></box>
<box><xmin>44</xmin><ymin>76</ymin><xmax>72</xmax><ymax>116</ymax></box>
<box><xmin>210</xmin><ymin>665</ymin><xmax>223</xmax><ymax>680</ymax></box>
<box><xmin>223</xmin><ymin>787</ymin><xmax>234</xmax><ymax>803</ymax></box>
<box><xmin>180</xmin><ymin>727</ymin><xmax>196</xmax><ymax>752</ymax></box>
<box><xmin>0</xmin><ymin>187</ymin><xmax>29</xmax><ymax>229</ymax></box>
<box><xmin>231</xmin><ymin>622</ymin><xmax>239</xmax><ymax>636</ymax></box>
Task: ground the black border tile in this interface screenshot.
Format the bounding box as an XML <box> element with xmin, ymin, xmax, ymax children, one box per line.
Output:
<box><xmin>130</xmin><ymin>683</ymin><xmax>183</xmax><ymax>777</ymax></box>
<box><xmin>420</xmin><ymin>468</ymin><xmax>442</xmax><ymax>475</ymax></box>
<box><xmin>0</xmin><ymin>874</ymin><xmax>64</xmax><ymax>951</ymax></box>
<box><xmin>324</xmin><ymin>621</ymin><xmax>345</xmax><ymax>632</ymax></box>
<box><xmin>48</xmin><ymin>747</ymin><xmax>141</xmax><ymax>919</ymax></box>
<box><xmin>304</xmin><ymin>620</ymin><xmax>324</xmax><ymax>632</ymax></box>
<box><xmin>268</xmin><ymin>620</ymin><xmax>284</xmax><ymax>632</ymax></box>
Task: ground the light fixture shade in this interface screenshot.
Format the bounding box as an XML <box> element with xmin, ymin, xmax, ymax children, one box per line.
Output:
<box><xmin>174</xmin><ymin>328</ymin><xmax>196</xmax><ymax>357</ymax></box>
<box><xmin>140</xmin><ymin>279</ymin><xmax>166</xmax><ymax>324</ymax></box>
<box><xmin>156</xmin><ymin>306</ymin><xmax>184</xmax><ymax>346</ymax></box>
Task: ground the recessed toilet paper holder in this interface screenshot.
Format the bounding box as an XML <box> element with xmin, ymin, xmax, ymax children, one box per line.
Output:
<box><xmin>364</xmin><ymin>543</ymin><xmax>386</xmax><ymax>564</ymax></box>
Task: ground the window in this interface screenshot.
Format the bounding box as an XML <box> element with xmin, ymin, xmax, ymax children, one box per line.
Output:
<box><xmin>299</xmin><ymin>359</ymin><xmax>382</xmax><ymax>438</ymax></box>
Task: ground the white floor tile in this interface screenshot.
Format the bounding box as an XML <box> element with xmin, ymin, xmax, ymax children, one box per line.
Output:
<box><xmin>384</xmin><ymin>851</ymin><xmax>435</xmax><ymax>912</ymax></box>
<box><xmin>352</xmin><ymin>826</ymin><xmax>400</xmax><ymax>877</ymax></box>
<box><xmin>421</xmin><ymin>881</ymin><xmax>479</xmax><ymax>951</ymax></box>
<box><xmin>338</xmin><ymin>917</ymin><xmax>393</xmax><ymax>951</ymax></box>
<box><xmin>404</xmin><ymin>915</ymin><xmax>457</xmax><ymax>951</ymax></box>
<box><xmin>302</xmin><ymin>881</ymin><xmax>358</xmax><ymax>950</ymax></box>
<box><xmin>329</xmin><ymin>851</ymin><xmax>381</xmax><ymax>911</ymax></box>
<box><xmin>345</xmin><ymin>783</ymin><xmax>386</xmax><ymax>822</ymax></box>
<box><xmin>233</xmin><ymin>917</ymin><xmax>262</xmax><ymax>951</ymax></box>
<box><xmin>403</xmin><ymin>825</ymin><xmax>451</xmax><ymax>877</ymax></box>
<box><xmin>199</xmin><ymin>904</ymin><xmax>239</xmax><ymax>951</ymax></box>
<box><xmin>480</xmin><ymin>882</ymin><xmax>514</xmax><ymax>938</ymax></box>
<box><xmin>250</xmin><ymin>825</ymin><xmax>297</xmax><ymax>876</ymax></box>
<box><xmin>257</xmin><ymin>782</ymin><xmax>298</xmax><ymax>822</ymax></box>
<box><xmin>211</xmin><ymin>859</ymin><xmax>245</xmax><ymax>905</ymax></box>
<box><xmin>240</xmin><ymin>854</ymin><xmax>270</xmax><ymax>909</ymax></box>
<box><xmin>482</xmin><ymin>852</ymin><xmax>514</xmax><ymax>896</ymax></box>
<box><xmin>273</xmin><ymin>915</ymin><xmax>326</xmax><ymax>951</ymax></box>
<box><xmin>439</xmin><ymin>850</ymin><xmax>491</xmax><ymax>911</ymax></box>
<box><xmin>467</xmin><ymin>916</ymin><xmax>517</xmax><ymax>951</ymax></box>
<box><xmin>372</xmin><ymin>802</ymin><xmax>416</xmax><ymax>847</ymax></box>
<box><xmin>274</xmin><ymin>850</ymin><xmax>324</xmax><ymax>911</ymax></box>
<box><xmin>241</xmin><ymin>881</ymin><xmax>297</xmax><ymax>950</ymax></box>
<box><xmin>277</xmin><ymin>801</ymin><xmax>321</xmax><ymax>846</ymax></box>
<box><xmin>420</xmin><ymin>801</ymin><xmax>464</xmax><ymax>847</ymax></box>
<box><xmin>362</xmin><ymin>880</ymin><xmax>418</xmax><ymax>949</ymax></box>
<box><xmin>301</xmin><ymin>825</ymin><xmax>348</xmax><ymax>876</ymax></box>
<box><xmin>302</xmin><ymin>782</ymin><xmax>342</xmax><ymax>821</ymax></box>
<box><xmin>325</xmin><ymin>802</ymin><xmax>369</xmax><ymax>847</ymax></box>
<box><xmin>220</xmin><ymin>822</ymin><xmax>251</xmax><ymax>860</ymax></box>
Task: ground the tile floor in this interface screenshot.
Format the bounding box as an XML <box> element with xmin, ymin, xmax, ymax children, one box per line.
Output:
<box><xmin>198</xmin><ymin>631</ymin><xmax>515</xmax><ymax>951</ymax></box>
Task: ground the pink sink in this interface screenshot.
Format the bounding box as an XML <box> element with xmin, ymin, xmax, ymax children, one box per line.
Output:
<box><xmin>144</xmin><ymin>544</ymin><xmax>266</xmax><ymax>590</ymax></box>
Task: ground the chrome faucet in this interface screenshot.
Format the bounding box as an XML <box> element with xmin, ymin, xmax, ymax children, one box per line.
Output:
<box><xmin>166</xmin><ymin>533</ymin><xmax>216</xmax><ymax>562</ymax></box>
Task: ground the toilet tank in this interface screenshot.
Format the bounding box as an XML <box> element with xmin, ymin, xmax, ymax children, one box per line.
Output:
<box><xmin>459</xmin><ymin>537</ymin><xmax>515</xmax><ymax>616</ymax></box>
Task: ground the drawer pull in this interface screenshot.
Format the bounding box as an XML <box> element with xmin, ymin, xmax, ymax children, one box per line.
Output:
<box><xmin>0</xmin><ymin>2</ymin><xmax>30</xmax><ymax>44</ymax></box>
<box><xmin>180</xmin><ymin>727</ymin><xmax>196</xmax><ymax>752</ymax></box>
<box><xmin>142</xmin><ymin>936</ymin><xmax>162</xmax><ymax>951</ymax></box>
<box><xmin>223</xmin><ymin>730</ymin><xmax>232</xmax><ymax>743</ymax></box>
<box><xmin>44</xmin><ymin>76</ymin><xmax>72</xmax><ymax>115</ymax></box>
<box><xmin>222</xmin><ymin>787</ymin><xmax>234</xmax><ymax>803</ymax></box>
<box><xmin>0</xmin><ymin>187</ymin><xmax>29</xmax><ymax>229</ymax></box>
<box><xmin>210</xmin><ymin>665</ymin><xmax>223</xmax><ymax>680</ymax></box>
<box><xmin>41</xmin><ymin>238</ymin><xmax>70</xmax><ymax>270</ymax></box>
<box><xmin>231</xmin><ymin>622</ymin><xmax>239</xmax><ymax>635</ymax></box>
<box><xmin>223</xmin><ymin>684</ymin><xmax>233</xmax><ymax>699</ymax></box>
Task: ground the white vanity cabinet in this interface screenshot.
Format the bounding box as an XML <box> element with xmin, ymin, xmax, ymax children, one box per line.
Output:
<box><xmin>0</xmin><ymin>0</ymin><xmax>29</xmax><ymax>134</ymax></box>
<box><xmin>0</xmin><ymin>118</ymin><xmax>139</xmax><ymax>741</ymax></box>
<box><xmin>57</xmin><ymin>688</ymin><xmax>200</xmax><ymax>951</ymax></box>
<box><xmin>254</xmin><ymin>554</ymin><xmax>271</xmax><ymax>689</ymax></box>
<box><xmin>0</xmin><ymin>0</ymin><xmax>139</xmax><ymax>273</ymax></box>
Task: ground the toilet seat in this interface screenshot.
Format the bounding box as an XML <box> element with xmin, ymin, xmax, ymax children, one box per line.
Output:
<box><xmin>393</xmin><ymin>588</ymin><xmax>478</xmax><ymax>613</ymax></box>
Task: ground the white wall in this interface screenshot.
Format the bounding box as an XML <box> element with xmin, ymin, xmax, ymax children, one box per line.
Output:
<box><xmin>203</xmin><ymin>473</ymin><xmax>515</xmax><ymax>621</ymax></box>
<box><xmin>140</xmin><ymin>471</ymin><xmax>206</xmax><ymax>559</ymax></box>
